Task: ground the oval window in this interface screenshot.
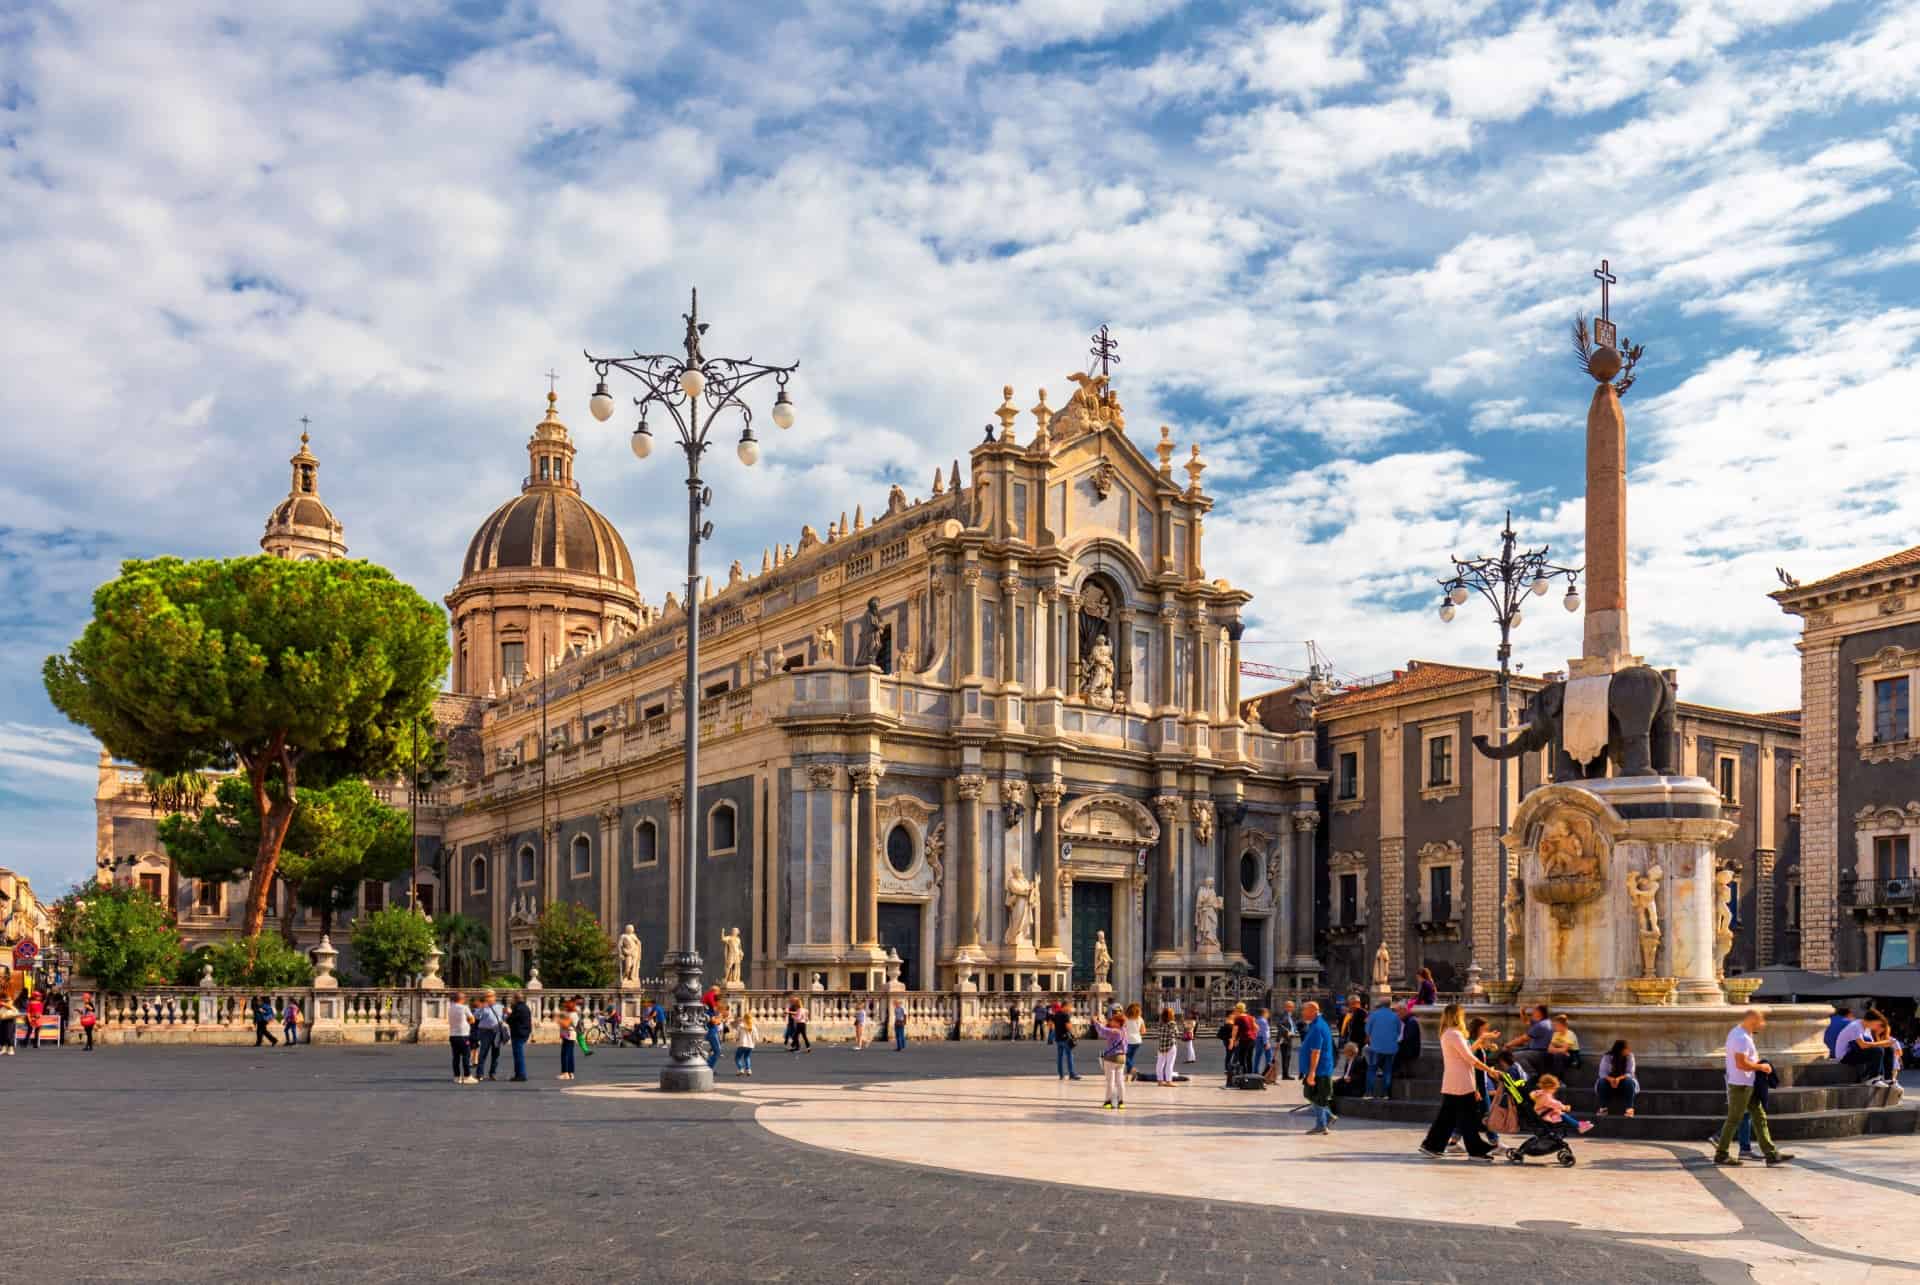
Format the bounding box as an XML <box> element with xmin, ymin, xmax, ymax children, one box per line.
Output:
<box><xmin>1240</xmin><ymin>852</ymin><xmax>1259</xmax><ymax>895</ymax></box>
<box><xmin>886</xmin><ymin>824</ymin><xmax>917</xmax><ymax>875</ymax></box>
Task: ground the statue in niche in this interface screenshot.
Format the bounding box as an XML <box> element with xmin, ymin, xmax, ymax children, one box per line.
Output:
<box><xmin>1003</xmin><ymin>863</ymin><xmax>1036</xmax><ymax>947</ymax></box>
<box><xmin>1082</xmin><ymin>634</ymin><xmax>1115</xmax><ymax>707</ymax></box>
<box><xmin>617</xmin><ymin>924</ymin><xmax>643</xmax><ymax>986</ymax></box>
<box><xmin>813</xmin><ymin>621</ymin><xmax>838</xmax><ymax>663</ymax></box>
<box><xmin>1193</xmin><ymin>876</ymin><xmax>1222</xmax><ymax>950</ymax></box>
<box><xmin>1076</xmin><ymin>583</ymin><xmax>1112</xmax><ymax>697</ymax></box>
<box><xmin>1627</xmin><ymin>865</ymin><xmax>1663</xmax><ymax>978</ymax></box>
<box><xmin>1091</xmin><ymin>931</ymin><xmax>1113</xmax><ymax>986</ymax></box>
<box><xmin>1504</xmin><ymin>876</ymin><xmax>1525</xmax><ymax>975</ymax></box>
<box><xmin>853</xmin><ymin>596</ymin><xmax>893</xmax><ymax>671</ymax></box>
<box><xmin>721</xmin><ymin>927</ymin><xmax>744</xmax><ymax>986</ymax></box>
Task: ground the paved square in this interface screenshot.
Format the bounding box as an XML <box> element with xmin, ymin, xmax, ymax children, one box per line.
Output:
<box><xmin>6</xmin><ymin>1041</ymin><xmax>1911</xmax><ymax>1283</ymax></box>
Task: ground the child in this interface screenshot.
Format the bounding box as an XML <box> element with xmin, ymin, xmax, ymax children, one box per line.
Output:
<box><xmin>1548</xmin><ymin>1014</ymin><xmax>1580</xmax><ymax>1072</ymax></box>
<box><xmin>1530</xmin><ymin>1074</ymin><xmax>1593</xmax><ymax>1134</ymax></box>
<box><xmin>557</xmin><ymin>1000</ymin><xmax>578</xmax><ymax>1081</ymax></box>
<box><xmin>1180</xmin><ymin>1013</ymin><xmax>1197</xmax><ymax>1064</ymax></box>
<box><xmin>733</xmin><ymin>1012</ymin><xmax>757</xmax><ymax>1076</ymax></box>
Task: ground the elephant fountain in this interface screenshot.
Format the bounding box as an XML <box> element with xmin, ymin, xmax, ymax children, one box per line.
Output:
<box><xmin>1471</xmin><ymin>664</ymin><xmax>1676</xmax><ymax>781</ymax></box>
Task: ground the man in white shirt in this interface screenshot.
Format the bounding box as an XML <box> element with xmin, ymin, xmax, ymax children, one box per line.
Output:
<box><xmin>1714</xmin><ymin>1010</ymin><xmax>1791</xmax><ymax>1167</ymax></box>
<box><xmin>447</xmin><ymin>992</ymin><xmax>475</xmax><ymax>1085</ymax></box>
<box><xmin>1832</xmin><ymin>1009</ymin><xmax>1898</xmax><ymax>1086</ymax></box>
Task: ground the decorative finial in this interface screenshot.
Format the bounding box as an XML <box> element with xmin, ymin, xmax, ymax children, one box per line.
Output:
<box><xmin>1028</xmin><ymin>388</ymin><xmax>1051</xmax><ymax>436</ymax></box>
<box><xmin>1572</xmin><ymin>258</ymin><xmax>1645</xmax><ymax>394</ymax></box>
<box><xmin>1156</xmin><ymin>426</ymin><xmax>1175</xmax><ymax>477</ymax></box>
<box><xmin>996</xmin><ymin>385</ymin><xmax>1021</xmax><ymax>442</ymax></box>
<box><xmin>761</xmin><ymin>548</ymin><xmax>772</xmax><ymax>573</ymax></box>
<box><xmin>1089</xmin><ymin>323</ymin><xmax>1120</xmax><ymax>379</ymax></box>
<box><xmin>298</xmin><ymin>414</ymin><xmax>311</xmax><ymax>446</ymax></box>
<box><xmin>1185</xmin><ymin>444</ymin><xmax>1206</xmax><ymax>495</ymax></box>
<box><xmin>853</xmin><ymin>505</ymin><xmax>865</xmax><ymax>531</ymax></box>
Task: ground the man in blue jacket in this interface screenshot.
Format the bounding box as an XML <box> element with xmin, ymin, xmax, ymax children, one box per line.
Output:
<box><xmin>1364</xmin><ymin>997</ymin><xmax>1402</xmax><ymax>1100</ymax></box>
<box><xmin>1298</xmin><ymin>1000</ymin><xmax>1337</xmax><ymax>1136</ymax></box>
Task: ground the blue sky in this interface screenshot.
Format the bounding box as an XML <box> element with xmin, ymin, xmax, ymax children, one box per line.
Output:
<box><xmin>4</xmin><ymin>0</ymin><xmax>1919</xmax><ymax>896</ymax></box>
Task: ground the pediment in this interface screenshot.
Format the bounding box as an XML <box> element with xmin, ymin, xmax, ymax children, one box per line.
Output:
<box><xmin>1060</xmin><ymin>792</ymin><xmax>1160</xmax><ymax>845</ymax></box>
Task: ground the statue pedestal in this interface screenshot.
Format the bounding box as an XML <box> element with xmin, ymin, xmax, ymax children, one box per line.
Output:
<box><xmin>1506</xmin><ymin>775</ymin><xmax>1734</xmax><ymax>1006</ymax></box>
<box><xmin>1088</xmin><ymin>982</ymin><xmax>1114</xmax><ymax>1011</ymax></box>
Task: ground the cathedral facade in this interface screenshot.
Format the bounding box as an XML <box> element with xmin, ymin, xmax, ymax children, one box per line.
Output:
<box><xmin>439</xmin><ymin>374</ymin><xmax>1324</xmax><ymax>996</ymax></box>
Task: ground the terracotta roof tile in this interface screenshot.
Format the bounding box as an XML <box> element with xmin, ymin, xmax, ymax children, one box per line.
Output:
<box><xmin>1793</xmin><ymin>544</ymin><xmax>1920</xmax><ymax>594</ymax></box>
<box><xmin>1314</xmin><ymin>661</ymin><xmax>1493</xmax><ymax>710</ymax></box>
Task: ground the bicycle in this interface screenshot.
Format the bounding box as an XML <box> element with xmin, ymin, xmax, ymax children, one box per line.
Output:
<box><xmin>582</xmin><ymin>1015</ymin><xmax>623</xmax><ymax>1048</ymax></box>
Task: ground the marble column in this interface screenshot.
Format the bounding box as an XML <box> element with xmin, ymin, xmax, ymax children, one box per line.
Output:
<box><xmin>597</xmin><ymin>804</ymin><xmax>620</xmax><ymax>935</ymax></box>
<box><xmin>1042</xmin><ymin>589</ymin><xmax>1062</xmax><ymax>693</ymax></box>
<box><xmin>956</xmin><ymin>774</ymin><xmax>985</xmax><ymax>947</ymax></box>
<box><xmin>1001</xmin><ymin>568</ymin><xmax>1019</xmax><ymax>687</ymax></box>
<box><xmin>666</xmin><ymin>786</ymin><xmax>684</xmax><ymax>947</ymax></box>
<box><xmin>1035</xmin><ymin>782</ymin><xmax>1063</xmax><ymax>950</ymax></box>
<box><xmin>1153</xmin><ymin>795</ymin><xmax>1181</xmax><ymax>954</ymax></box>
<box><xmin>1291</xmin><ymin>811</ymin><xmax>1320</xmax><ymax>975</ymax></box>
<box><xmin>851</xmin><ymin>764</ymin><xmax>883</xmax><ymax>947</ymax></box>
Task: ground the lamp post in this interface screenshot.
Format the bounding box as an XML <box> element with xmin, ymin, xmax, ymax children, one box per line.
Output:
<box><xmin>586</xmin><ymin>288</ymin><xmax>798</xmax><ymax>1093</ymax></box>
<box><xmin>1438</xmin><ymin>510</ymin><xmax>1580</xmax><ymax>981</ymax></box>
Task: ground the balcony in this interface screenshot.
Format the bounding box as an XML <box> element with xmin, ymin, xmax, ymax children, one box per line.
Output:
<box><xmin>1844</xmin><ymin>877</ymin><xmax>1918</xmax><ymax>916</ymax></box>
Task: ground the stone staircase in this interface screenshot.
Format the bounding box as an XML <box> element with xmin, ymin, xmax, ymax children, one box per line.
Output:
<box><xmin>1333</xmin><ymin>1055</ymin><xmax>1917</xmax><ymax>1141</ymax></box>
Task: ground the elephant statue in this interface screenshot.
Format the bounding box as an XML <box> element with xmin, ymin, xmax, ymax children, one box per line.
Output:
<box><xmin>1472</xmin><ymin>664</ymin><xmax>1676</xmax><ymax>781</ymax></box>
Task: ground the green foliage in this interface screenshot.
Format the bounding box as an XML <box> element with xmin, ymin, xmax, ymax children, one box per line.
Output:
<box><xmin>533</xmin><ymin>902</ymin><xmax>615</xmax><ymax>988</ymax></box>
<box><xmin>204</xmin><ymin>934</ymin><xmax>314</xmax><ymax>988</ymax></box>
<box><xmin>53</xmin><ymin>883</ymin><xmax>183</xmax><ymax>992</ymax></box>
<box><xmin>432</xmin><ymin>912</ymin><xmax>492</xmax><ymax>988</ymax></box>
<box><xmin>350</xmin><ymin>905</ymin><xmax>435</xmax><ymax>986</ymax></box>
<box><xmin>482</xmin><ymin>974</ymin><xmax>523</xmax><ymax>991</ymax></box>
<box><xmin>176</xmin><ymin>944</ymin><xmax>217</xmax><ymax>986</ymax></box>
<box><xmin>44</xmin><ymin>555</ymin><xmax>449</xmax><ymax>936</ymax></box>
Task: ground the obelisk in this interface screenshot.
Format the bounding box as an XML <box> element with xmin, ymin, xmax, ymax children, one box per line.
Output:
<box><xmin>1575</xmin><ymin>260</ymin><xmax>1635</xmax><ymax>676</ymax></box>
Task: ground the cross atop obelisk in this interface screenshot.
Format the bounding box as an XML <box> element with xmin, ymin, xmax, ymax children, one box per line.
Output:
<box><xmin>1577</xmin><ymin>259</ymin><xmax>1633</xmax><ymax>674</ymax></box>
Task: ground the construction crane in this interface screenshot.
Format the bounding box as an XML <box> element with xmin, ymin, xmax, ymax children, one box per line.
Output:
<box><xmin>1237</xmin><ymin>640</ymin><xmax>1347</xmax><ymax>697</ymax></box>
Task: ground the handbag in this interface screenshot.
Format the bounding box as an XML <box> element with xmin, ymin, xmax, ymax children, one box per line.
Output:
<box><xmin>1487</xmin><ymin>1095</ymin><xmax>1519</xmax><ymax>1134</ymax></box>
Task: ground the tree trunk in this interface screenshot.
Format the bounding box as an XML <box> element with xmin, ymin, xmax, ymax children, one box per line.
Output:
<box><xmin>242</xmin><ymin>737</ymin><xmax>299</xmax><ymax>939</ymax></box>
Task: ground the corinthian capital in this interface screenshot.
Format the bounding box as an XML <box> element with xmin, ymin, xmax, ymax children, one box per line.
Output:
<box><xmin>850</xmin><ymin>764</ymin><xmax>886</xmax><ymax>791</ymax></box>
<box><xmin>806</xmin><ymin>763</ymin><xmax>838</xmax><ymax>791</ymax></box>
<box><xmin>666</xmin><ymin>785</ymin><xmax>685</xmax><ymax>815</ymax></box>
<box><xmin>956</xmin><ymin>774</ymin><xmax>987</xmax><ymax>801</ymax></box>
<box><xmin>1292</xmin><ymin>809</ymin><xmax>1320</xmax><ymax>832</ymax></box>
<box><xmin>1153</xmin><ymin>794</ymin><xmax>1184</xmax><ymax>821</ymax></box>
<box><xmin>1033</xmin><ymin>781</ymin><xmax>1065</xmax><ymax>808</ymax></box>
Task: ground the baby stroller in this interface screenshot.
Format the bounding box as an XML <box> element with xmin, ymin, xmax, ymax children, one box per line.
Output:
<box><xmin>1489</xmin><ymin>1069</ymin><xmax>1577</xmax><ymax>1168</ymax></box>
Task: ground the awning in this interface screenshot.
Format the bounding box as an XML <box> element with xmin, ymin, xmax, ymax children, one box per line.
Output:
<box><xmin>1733</xmin><ymin>966</ymin><xmax>1842</xmax><ymax>1001</ymax></box>
<box><xmin>1792</xmin><ymin>967</ymin><xmax>1920</xmax><ymax>1002</ymax></box>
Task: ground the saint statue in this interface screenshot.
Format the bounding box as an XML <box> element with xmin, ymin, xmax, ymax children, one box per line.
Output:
<box><xmin>1082</xmin><ymin>633</ymin><xmax>1115</xmax><ymax>706</ymax></box>
<box><xmin>1091</xmin><ymin>930</ymin><xmax>1113</xmax><ymax>986</ymax></box>
<box><xmin>814</xmin><ymin>622</ymin><xmax>838</xmax><ymax>663</ymax></box>
<box><xmin>1372</xmin><ymin>939</ymin><xmax>1391</xmax><ymax>990</ymax></box>
<box><xmin>1193</xmin><ymin>876</ymin><xmax>1222</xmax><ymax>950</ymax></box>
<box><xmin>617</xmin><ymin>924</ymin><xmax>643</xmax><ymax>986</ymax></box>
<box><xmin>721</xmin><ymin>926</ymin><xmax>744</xmax><ymax>986</ymax></box>
<box><xmin>1003</xmin><ymin>863</ymin><xmax>1036</xmax><ymax>947</ymax></box>
<box><xmin>852</xmin><ymin>596</ymin><xmax>893</xmax><ymax>671</ymax></box>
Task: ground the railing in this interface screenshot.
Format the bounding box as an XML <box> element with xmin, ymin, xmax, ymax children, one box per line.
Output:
<box><xmin>1844</xmin><ymin>876</ymin><xmax>1917</xmax><ymax>909</ymax></box>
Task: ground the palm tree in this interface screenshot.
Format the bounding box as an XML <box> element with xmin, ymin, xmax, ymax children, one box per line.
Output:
<box><xmin>143</xmin><ymin>767</ymin><xmax>212</xmax><ymax>918</ymax></box>
<box><xmin>433</xmin><ymin>913</ymin><xmax>491</xmax><ymax>988</ymax></box>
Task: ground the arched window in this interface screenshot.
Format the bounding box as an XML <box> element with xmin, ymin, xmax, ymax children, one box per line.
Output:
<box><xmin>1239</xmin><ymin>851</ymin><xmax>1259</xmax><ymax>895</ymax></box>
<box><xmin>471</xmin><ymin>855</ymin><xmax>488</xmax><ymax>894</ymax></box>
<box><xmin>708</xmin><ymin>801</ymin><xmax>738</xmax><ymax>856</ymax></box>
<box><xmin>633</xmin><ymin>819</ymin><xmax>659</xmax><ymax>867</ymax></box>
<box><xmin>517</xmin><ymin>844</ymin><xmax>536</xmax><ymax>885</ymax></box>
<box><xmin>571</xmin><ymin>834</ymin><xmax>592</xmax><ymax>878</ymax></box>
<box><xmin>886</xmin><ymin>823</ymin><xmax>916</xmax><ymax>875</ymax></box>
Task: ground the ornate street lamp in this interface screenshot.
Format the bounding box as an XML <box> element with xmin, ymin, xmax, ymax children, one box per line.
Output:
<box><xmin>1438</xmin><ymin>510</ymin><xmax>1580</xmax><ymax>980</ymax></box>
<box><xmin>586</xmin><ymin>289</ymin><xmax>798</xmax><ymax>1093</ymax></box>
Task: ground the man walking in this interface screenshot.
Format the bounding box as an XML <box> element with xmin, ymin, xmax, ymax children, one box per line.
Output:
<box><xmin>1298</xmin><ymin>1000</ymin><xmax>1336</xmax><ymax>1136</ymax></box>
<box><xmin>1274</xmin><ymin>1001</ymin><xmax>1299</xmax><ymax>1080</ymax></box>
<box><xmin>506</xmin><ymin>992</ymin><xmax>533</xmax><ymax>1082</ymax></box>
<box><xmin>1714</xmin><ymin>1010</ymin><xmax>1792</xmax><ymax>1167</ymax></box>
<box><xmin>1364</xmin><ymin>996</ymin><xmax>1402</xmax><ymax>1100</ymax></box>
<box><xmin>1252</xmin><ymin>1008</ymin><xmax>1273</xmax><ymax>1077</ymax></box>
<box><xmin>251</xmin><ymin>996</ymin><xmax>278</xmax><ymax>1047</ymax></box>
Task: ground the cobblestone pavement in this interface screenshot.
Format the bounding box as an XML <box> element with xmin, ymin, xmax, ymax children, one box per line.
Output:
<box><xmin>9</xmin><ymin>1040</ymin><xmax>1727</xmax><ymax>1284</ymax></box>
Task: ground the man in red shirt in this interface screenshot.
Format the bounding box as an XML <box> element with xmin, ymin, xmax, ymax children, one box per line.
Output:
<box><xmin>1225</xmin><ymin>1003</ymin><xmax>1259</xmax><ymax>1082</ymax></box>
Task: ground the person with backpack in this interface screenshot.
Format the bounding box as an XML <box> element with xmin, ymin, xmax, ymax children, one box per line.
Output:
<box><xmin>251</xmin><ymin>996</ymin><xmax>278</xmax><ymax>1047</ymax></box>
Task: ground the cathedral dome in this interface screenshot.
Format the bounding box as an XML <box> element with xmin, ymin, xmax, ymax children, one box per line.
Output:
<box><xmin>462</xmin><ymin>488</ymin><xmax>634</xmax><ymax>585</ymax></box>
<box><xmin>262</xmin><ymin>429</ymin><xmax>348</xmax><ymax>561</ymax></box>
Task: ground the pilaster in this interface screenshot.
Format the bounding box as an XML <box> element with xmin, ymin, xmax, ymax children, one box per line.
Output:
<box><xmin>1378</xmin><ymin>836</ymin><xmax>1406</xmax><ymax>986</ymax></box>
<box><xmin>1034</xmin><ymin>781</ymin><xmax>1064</xmax><ymax>951</ymax></box>
<box><xmin>851</xmin><ymin>763</ymin><xmax>884</xmax><ymax>947</ymax></box>
<box><xmin>1470</xmin><ymin>825</ymin><xmax>1500</xmax><ymax>975</ymax></box>
<box><xmin>1151</xmin><ymin>795</ymin><xmax>1181</xmax><ymax>957</ymax></box>
<box><xmin>955</xmin><ymin>774</ymin><xmax>985</xmax><ymax>948</ymax></box>
<box><xmin>1799</xmin><ymin>638</ymin><xmax>1840</xmax><ymax>972</ymax></box>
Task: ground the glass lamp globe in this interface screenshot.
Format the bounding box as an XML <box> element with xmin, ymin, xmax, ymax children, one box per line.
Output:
<box><xmin>1448</xmin><ymin>584</ymin><xmax>1469</xmax><ymax>606</ymax></box>
<box><xmin>589</xmin><ymin>381</ymin><xmax>615</xmax><ymax>422</ymax></box>
<box><xmin>1439</xmin><ymin>602</ymin><xmax>1456</xmax><ymax>623</ymax></box>
<box><xmin>1564</xmin><ymin>585</ymin><xmax>1581</xmax><ymax>612</ymax></box>
<box><xmin>737</xmin><ymin>435</ymin><xmax>760</xmax><ymax>466</ymax></box>
<box><xmin>1531</xmin><ymin>576</ymin><xmax>1550</xmax><ymax>597</ymax></box>
<box><xmin>771</xmin><ymin>388</ymin><xmax>796</xmax><ymax>429</ymax></box>
<box><xmin>1509</xmin><ymin>607</ymin><xmax>1523</xmax><ymax>628</ymax></box>
<box><xmin>680</xmin><ymin>368</ymin><xmax>706</xmax><ymax>399</ymax></box>
<box><xmin>630</xmin><ymin>425</ymin><xmax>653</xmax><ymax>460</ymax></box>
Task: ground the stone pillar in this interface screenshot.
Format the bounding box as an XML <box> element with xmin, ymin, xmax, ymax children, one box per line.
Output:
<box><xmin>666</xmin><ymin>786</ymin><xmax>685</xmax><ymax>948</ymax></box>
<box><xmin>308</xmin><ymin>935</ymin><xmax>342</xmax><ymax>1042</ymax></box>
<box><xmin>1582</xmin><ymin>380</ymin><xmax>1630</xmax><ymax>665</ymax></box>
<box><xmin>1755</xmin><ymin>847</ymin><xmax>1777</xmax><ymax>967</ymax></box>
<box><xmin>1226</xmin><ymin>620</ymin><xmax>1244</xmax><ymax>718</ymax></box>
<box><xmin>1378</xmin><ymin>836</ymin><xmax>1406</xmax><ymax>987</ymax></box>
<box><xmin>1000</xmin><ymin>566</ymin><xmax>1019</xmax><ymax>688</ymax></box>
<box><xmin>1042</xmin><ymin>589</ymin><xmax>1062</xmax><ymax>694</ymax></box>
<box><xmin>956</xmin><ymin>774</ymin><xmax>985</xmax><ymax>947</ymax></box>
<box><xmin>960</xmin><ymin>566</ymin><xmax>982</xmax><ymax>679</ymax></box>
<box><xmin>1291</xmin><ymin>811</ymin><xmax>1320</xmax><ymax>976</ymax></box>
<box><xmin>1158</xmin><ymin>604</ymin><xmax>1178</xmax><ymax>712</ymax></box>
<box><xmin>542</xmin><ymin>819</ymin><xmax>560</xmax><ymax>903</ymax></box>
<box><xmin>1470</xmin><ymin>825</ymin><xmax>1501</xmax><ymax>977</ymax></box>
<box><xmin>1035</xmin><ymin>782</ymin><xmax>1064</xmax><ymax>951</ymax></box>
<box><xmin>851</xmin><ymin>764</ymin><xmax>884</xmax><ymax>947</ymax></box>
<box><xmin>1219</xmin><ymin>804</ymin><xmax>1242</xmax><ymax>960</ymax></box>
<box><xmin>1064</xmin><ymin>592</ymin><xmax>1081</xmax><ymax>696</ymax></box>
<box><xmin>1152</xmin><ymin>795</ymin><xmax>1181</xmax><ymax>954</ymax></box>
<box><xmin>1798</xmin><ymin>638</ymin><xmax>1840</xmax><ymax>972</ymax></box>
<box><xmin>597</xmin><ymin>804</ymin><xmax>620</xmax><ymax>938</ymax></box>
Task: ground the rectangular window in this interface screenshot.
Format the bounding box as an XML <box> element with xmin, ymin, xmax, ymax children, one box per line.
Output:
<box><xmin>1787</xmin><ymin>881</ymin><xmax>1801</xmax><ymax>930</ymax></box>
<box><xmin>1337</xmin><ymin>751</ymin><xmax>1359</xmax><ymax>801</ymax></box>
<box><xmin>1174</xmin><ymin>637</ymin><xmax>1192</xmax><ymax>709</ymax></box>
<box><xmin>1790</xmin><ymin>763</ymin><xmax>1802</xmax><ymax>811</ymax></box>
<box><xmin>500</xmin><ymin>641</ymin><xmax>525</xmax><ymax>684</ymax></box>
<box><xmin>196</xmin><ymin>880</ymin><xmax>221</xmax><ymax>913</ymax></box>
<box><xmin>1015</xmin><ymin>604</ymin><xmax>1030</xmax><ymax>685</ymax></box>
<box><xmin>1136</xmin><ymin>499</ymin><xmax>1155</xmax><ymax>564</ymax></box>
<box><xmin>414</xmin><ymin>883</ymin><xmax>434</xmax><ymax>916</ymax></box>
<box><xmin>363</xmin><ymin>881</ymin><xmax>385</xmax><ymax>913</ymax></box>
<box><xmin>1339</xmin><ymin>873</ymin><xmax>1359</xmax><ymax>926</ymax></box>
<box><xmin>1427</xmin><ymin>735</ymin><xmax>1454</xmax><ymax>787</ymax></box>
<box><xmin>1717</xmin><ymin>754</ymin><xmax>1738</xmax><ymax>804</ymax></box>
<box><xmin>1429</xmin><ymin>865</ymin><xmax>1453</xmax><ymax>923</ymax></box>
<box><xmin>1133</xmin><ymin>629</ymin><xmax>1153</xmax><ymax>704</ymax></box>
<box><xmin>634</xmin><ymin>822</ymin><xmax>659</xmax><ymax>867</ymax></box>
<box><xmin>1012</xmin><ymin>482</ymin><xmax>1029</xmax><ymax>539</ymax></box>
<box><xmin>1875</xmin><ymin>834</ymin><xmax>1912</xmax><ymax>882</ymax></box>
<box><xmin>703</xmin><ymin>679</ymin><xmax>731</xmax><ymax>698</ymax></box>
<box><xmin>571</xmin><ymin>837</ymin><xmax>592</xmax><ymax>878</ymax></box>
<box><xmin>139</xmin><ymin>872</ymin><xmax>163</xmax><ymax>899</ymax></box>
<box><xmin>1877</xmin><ymin>931</ymin><xmax>1911</xmax><ymax>970</ymax></box>
<box><xmin>1873</xmin><ymin>676</ymin><xmax>1910</xmax><ymax>743</ymax></box>
<box><xmin>979</xmin><ymin>600</ymin><xmax>998</xmax><ymax>680</ymax></box>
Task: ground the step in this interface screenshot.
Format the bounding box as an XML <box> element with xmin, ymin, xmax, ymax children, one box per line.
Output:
<box><xmin>1390</xmin><ymin>1057</ymin><xmax>1860</xmax><ymax>1093</ymax></box>
<box><xmin>1379</xmin><ymin>1079</ymin><xmax>1887</xmax><ymax>1115</ymax></box>
<box><xmin>1331</xmin><ymin>1096</ymin><xmax>1918</xmax><ymax>1141</ymax></box>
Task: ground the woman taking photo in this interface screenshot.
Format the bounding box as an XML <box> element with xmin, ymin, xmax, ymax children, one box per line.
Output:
<box><xmin>1419</xmin><ymin>1003</ymin><xmax>1498</xmax><ymax>1160</ymax></box>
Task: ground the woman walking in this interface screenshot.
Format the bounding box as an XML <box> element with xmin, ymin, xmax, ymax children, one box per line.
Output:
<box><xmin>733</xmin><ymin>1012</ymin><xmax>757</xmax><ymax>1076</ymax></box>
<box><xmin>1419</xmin><ymin>1003</ymin><xmax>1497</xmax><ymax>1160</ymax></box>
<box><xmin>79</xmin><ymin>994</ymin><xmax>99</xmax><ymax>1051</ymax></box>
<box><xmin>556</xmin><ymin>1000</ymin><xmax>578</xmax><ymax>1081</ymax></box>
<box><xmin>1122</xmin><ymin>1003</ymin><xmax>1145</xmax><ymax>1076</ymax></box>
<box><xmin>1153</xmin><ymin>1006</ymin><xmax>1179</xmax><ymax>1086</ymax></box>
<box><xmin>1090</xmin><ymin>1007</ymin><xmax>1130</xmax><ymax>1110</ymax></box>
<box><xmin>853</xmin><ymin>1001</ymin><xmax>870</xmax><ymax>1050</ymax></box>
<box><xmin>281</xmin><ymin>998</ymin><xmax>300</xmax><ymax>1049</ymax></box>
<box><xmin>790</xmin><ymin>998</ymin><xmax>812</xmax><ymax>1053</ymax></box>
